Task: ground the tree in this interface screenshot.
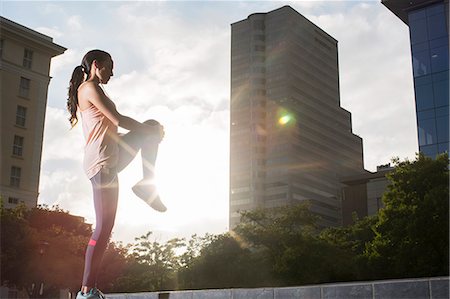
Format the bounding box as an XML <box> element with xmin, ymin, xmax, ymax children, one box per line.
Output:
<box><xmin>177</xmin><ymin>233</ymin><xmax>272</xmax><ymax>289</ymax></box>
<box><xmin>235</xmin><ymin>203</ymin><xmax>355</xmax><ymax>285</ymax></box>
<box><xmin>115</xmin><ymin>232</ymin><xmax>184</xmax><ymax>292</ymax></box>
<box><xmin>366</xmin><ymin>153</ymin><xmax>449</xmax><ymax>278</ymax></box>
<box><xmin>320</xmin><ymin>215</ymin><xmax>378</xmax><ymax>280</ymax></box>
<box><xmin>0</xmin><ymin>202</ymin><xmax>35</xmax><ymax>289</ymax></box>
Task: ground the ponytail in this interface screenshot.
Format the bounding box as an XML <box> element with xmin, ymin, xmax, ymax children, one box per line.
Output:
<box><xmin>67</xmin><ymin>65</ymin><xmax>85</xmax><ymax>128</ymax></box>
<box><xmin>66</xmin><ymin>49</ymin><xmax>111</xmax><ymax>128</ymax></box>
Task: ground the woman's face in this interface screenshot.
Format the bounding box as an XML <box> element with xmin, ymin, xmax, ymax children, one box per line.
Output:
<box><xmin>96</xmin><ymin>58</ymin><xmax>114</xmax><ymax>84</ymax></box>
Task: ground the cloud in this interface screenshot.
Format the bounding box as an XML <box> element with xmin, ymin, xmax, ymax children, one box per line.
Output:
<box><xmin>67</xmin><ymin>15</ymin><xmax>82</xmax><ymax>31</ymax></box>
<box><xmin>23</xmin><ymin>1</ymin><xmax>419</xmax><ymax>244</ymax></box>
<box><xmin>41</xmin><ymin>107</ymin><xmax>84</xmax><ymax>162</ymax></box>
<box><xmin>39</xmin><ymin>107</ymin><xmax>93</xmax><ymax>221</ymax></box>
<box><xmin>35</xmin><ymin>26</ymin><xmax>62</xmax><ymax>39</ymax></box>
<box><xmin>305</xmin><ymin>2</ymin><xmax>417</xmax><ymax>170</ymax></box>
<box><xmin>50</xmin><ymin>48</ymin><xmax>81</xmax><ymax>76</ymax></box>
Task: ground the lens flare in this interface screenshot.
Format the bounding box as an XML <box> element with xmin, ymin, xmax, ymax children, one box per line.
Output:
<box><xmin>278</xmin><ymin>115</ymin><xmax>292</xmax><ymax>125</ymax></box>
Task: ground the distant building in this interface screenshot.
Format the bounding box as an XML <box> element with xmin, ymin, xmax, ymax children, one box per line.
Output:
<box><xmin>229</xmin><ymin>6</ymin><xmax>366</xmax><ymax>229</ymax></box>
<box><xmin>341</xmin><ymin>164</ymin><xmax>394</xmax><ymax>226</ymax></box>
<box><xmin>382</xmin><ymin>0</ymin><xmax>449</xmax><ymax>157</ymax></box>
<box><xmin>0</xmin><ymin>17</ymin><xmax>66</xmax><ymax>208</ymax></box>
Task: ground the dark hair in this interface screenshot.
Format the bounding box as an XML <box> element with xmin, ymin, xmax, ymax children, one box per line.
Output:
<box><xmin>67</xmin><ymin>49</ymin><xmax>111</xmax><ymax>128</ymax></box>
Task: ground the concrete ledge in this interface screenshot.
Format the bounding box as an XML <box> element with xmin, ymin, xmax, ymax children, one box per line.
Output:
<box><xmin>322</xmin><ymin>283</ymin><xmax>372</xmax><ymax>299</ymax></box>
<box><xmin>107</xmin><ymin>277</ymin><xmax>449</xmax><ymax>299</ymax></box>
<box><xmin>274</xmin><ymin>286</ymin><xmax>321</xmax><ymax>299</ymax></box>
<box><xmin>374</xmin><ymin>279</ymin><xmax>429</xmax><ymax>299</ymax></box>
<box><xmin>430</xmin><ymin>277</ymin><xmax>450</xmax><ymax>299</ymax></box>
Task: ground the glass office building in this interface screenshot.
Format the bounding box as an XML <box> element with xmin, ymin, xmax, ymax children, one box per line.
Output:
<box><xmin>383</xmin><ymin>0</ymin><xmax>449</xmax><ymax>157</ymax></box>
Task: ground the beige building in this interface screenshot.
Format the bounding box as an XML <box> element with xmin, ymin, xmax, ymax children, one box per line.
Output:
<box><xmin>230</xmin><ymin>6</ymin><xmax>366</xmax><ymax>228</ymax></box>
<box><xmin>0</xmin><ymin>17</ymin><xmax>66</xmax><ymax>208</ymax></box>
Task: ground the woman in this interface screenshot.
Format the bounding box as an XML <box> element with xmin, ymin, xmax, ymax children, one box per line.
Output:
<box><xmin>67</xmin><ymin>49</ymin><xmax>166</xmax><ymax>299</ymax></box>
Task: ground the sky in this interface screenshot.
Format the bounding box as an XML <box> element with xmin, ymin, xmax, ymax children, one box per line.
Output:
<box><xmin>2</xmin><ymin>0</ymin><xmax>418</xmax><ymax>245</ymax></box>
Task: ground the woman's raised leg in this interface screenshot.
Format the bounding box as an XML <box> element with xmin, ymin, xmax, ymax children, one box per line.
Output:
<box><xmin>116</xmin><ymin>119</ymin><xmax>166</xmax><ymax>212</ymax></box>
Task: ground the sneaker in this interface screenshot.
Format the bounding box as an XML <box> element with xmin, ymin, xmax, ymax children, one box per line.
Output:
<box><xmin>132</xmin><ymin>179</ymin><xmax>167</xmax><ymax>212</ymax></box>
<box><xmin>76</xmin><ymin>288</ymin><xmax>106</xmax><ymax>299</ymax></box>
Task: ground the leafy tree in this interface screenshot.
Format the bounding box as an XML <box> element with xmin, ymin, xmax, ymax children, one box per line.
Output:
<box><xmin>1</xmin><ymin>202</ymin><xmax>35</xmax><ymax>289</ymax></box>
<box><xmin>115</xmin><ymin>232</ymin><xmax>184</xmax><ymax>292</ymax></box>
<box><xmin>320</xmin><ymin>215</ymin><xmax>378</xmax><ymax>280</ymax></box>
<box><xmin>178</xmin><ymin>233</ymin><xmax>272</xmax><ymax>289</ymax></box>
<box><xmin>366</xmin><ymin>153</ymin><xmax>449</xmax><ymax>278</ymax></box>
<box><xmin>97</xmin><ymin>241</ymin><xmax>132</xmax><ymax>293</ymax></box>
<box><xmin>235</xmin><ymin>203</ymin><xmax>355</xmax><ymax>285</ymax></box>
<box><xmin>1</xmin><ymin>204</ymin><xmax>119</xmax><ymax>297</ymax></box>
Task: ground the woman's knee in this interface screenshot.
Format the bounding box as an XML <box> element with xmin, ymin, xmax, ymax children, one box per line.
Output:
<box><xmin>144</xmin><ymin>119</ymin><xmax>160</xmax><ymax>126</ymax></box>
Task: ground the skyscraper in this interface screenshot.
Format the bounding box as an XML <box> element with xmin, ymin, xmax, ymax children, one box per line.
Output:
<box><xmin>382</xmin><ymin>0</ymin><xmax>449</xmax><ymax>157</ymax></box>
<box><xmin>0</xmin><ymin>17</ymin><xmax>66</xmax><ymax>208</ymax></box>
<box><xmin>230</xmin><ymin>6</ymin><xmax>366</xmax><ymax>229</ymax></box>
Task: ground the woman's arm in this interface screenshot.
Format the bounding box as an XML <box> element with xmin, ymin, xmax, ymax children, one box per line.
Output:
<box><xmin>79</xmin><ymin>82</ymin><xmax>161</xmax><ymax>135</ymax></box>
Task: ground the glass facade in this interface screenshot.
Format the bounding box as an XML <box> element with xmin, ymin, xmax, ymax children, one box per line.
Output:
<box><xmin>409</xmin><ymin>2</ymin><xmax>449</xmax><ymax>157</ymax></box>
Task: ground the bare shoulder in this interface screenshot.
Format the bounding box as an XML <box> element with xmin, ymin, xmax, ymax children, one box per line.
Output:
<box><xmin>78</xmin><ymin>81</ymin><xmax>103</xmax><ymax>96</ymax></box>
<box><xmin>78</xmin><ymin>81</ymin><xmax>104</xmax><ymax>110</ymax></box>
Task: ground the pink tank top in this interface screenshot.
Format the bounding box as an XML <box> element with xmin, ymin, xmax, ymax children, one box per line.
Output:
<box><xmin>80</xmin><ymin>104</ymin><xmax>119</xmax><ymax>179</ymax></box>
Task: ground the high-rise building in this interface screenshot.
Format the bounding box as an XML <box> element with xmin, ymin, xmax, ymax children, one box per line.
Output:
<box><xmin>230</xmin><ymin>6</ymin><xmax>366</xmax><ymax>229</ymax></box>
<box><xmin>382</xmin><ymin>0</ymin><xmax>449</xmax><ymax>157</ymax></box>
<box><xmin>0</xmin><ymin>17</ymin><xmax>66</xmax><ymax>208</ymax></box>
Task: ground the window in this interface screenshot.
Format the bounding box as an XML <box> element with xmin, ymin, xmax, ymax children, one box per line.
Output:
<box><xmin>430</xmin><ymin>45</ymin><xmax>449</xmax><ymax>73</ymax></box>
<box><xmin>409</xmin><ymin>17</ymin><xmax>428</xmax><ymax>45</ymax></box>
<box><xmin>414</xmin><ymin>83</ymin><xmax>433</xmax><ymax>111</ymax></box>
<box><xmin>13</xmin><ymin>135</ymin><xmax>24</xmax><ymax>156</ymax></box>
<box><xmin>10</xmin><ymin>166</ymin><xmax>21</xmax><ymax>188</ymax></box>
<box><xmin>254</xmin><ymin>45</ymin><xmax>265</xmax><ymax>52</ymax></box>
<box><xmin>412</xmin><ymin>50</ymin><xmax>431</xmax><ymax>77</ymax></box>
<box><xmin>23</xmin><ymin>48</ymin><xmax>33</xmax><ymax>69</ymax></box>
<box><xmin>254</xmin><ymin>34</ymin><xmax>265</xmax><ymax>41</ymax></box>
<box><xmin>426</xmin><ymin>4</ymin><xmax>447</xmax><ymax>40</ymax></box>
<box><xmin>420</xmin><ymin>144</ymin><xmax>438</xmax><ymax>157</ymax></box>
<box><xmin>16</xmin><ymin>106</ymin><xmax>27</xmax><ymax>127</ymax></box>
<box><xmin>8</xmin><ymin>197</ymin><xmax>19</xmax><ymax>205</ymax></box>
<box><xmin>252</xmin><ymin>78</ymin><xmax>266</xmax><ymax>85</ymax></box>
<box><xmin>436</xmin><ymin>115</ymin><xmax>449</xmax><ymax>143</ymax></box>
<box><xmin>19</xmin><ymin>77</ymin><xmax>30</xmax><ymax>98</ymax></box>
<box><xmin>438</xmin><ymin>142</ymin><xmax>449</xmax><ymax>154</ymax></box>
<box><xmin>418</xmin><ymin>118</ymin><xmax>437</xmax><ymax>146</ymax></box>
<box><xmin>433</xmin><ymin>79</ymin><xmax>449</xmax><ymax>107</ymax></box>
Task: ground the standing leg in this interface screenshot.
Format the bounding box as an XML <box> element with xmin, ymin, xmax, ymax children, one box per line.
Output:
<box><xmin>79</xmin><ymin>169</ymin><xmax>118</xmax><ymax>298</ymax></box>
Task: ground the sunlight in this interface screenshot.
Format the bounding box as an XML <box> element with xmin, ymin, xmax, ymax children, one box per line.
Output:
<box><xmin>114</xmin><ymin>121</ymin><xmax>229</xmax><ymax>243</ymax></box>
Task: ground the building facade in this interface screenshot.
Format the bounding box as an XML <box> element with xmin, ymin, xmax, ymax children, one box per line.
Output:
<box><xmin>382</xmin><ymin>0</ymin><xmax>449</xmax><ymax>157</ymax></box>
<box><xmin>229</xmin><ymin>6</ymin><xmax>366</xmax><ymax>229</ymax></box>
<box><xmin>341</xmin><ymin>164</ymin><xmax>393</xmax><ymax>226</ymax></box>
<box><xmin>0</xmin><ymin>17</ymin><xmax>66</xmax><ymax>208</ymax></box>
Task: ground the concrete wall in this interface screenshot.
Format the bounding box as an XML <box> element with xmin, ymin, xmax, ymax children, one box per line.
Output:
<box><xmin>107</xmin><ymin>276</ymin><xmax>449</xmax><ymax>299</ymax></box>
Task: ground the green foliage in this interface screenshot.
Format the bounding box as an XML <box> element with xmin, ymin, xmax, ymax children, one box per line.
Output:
<box><xmin>2</xmin><ymin>153</ymin><xmax>447</xmax><ymax>294</ymax></box>
<box><xmin>178</xmin><ymin>233</ymin><xmax>272</xmax><ymax>289</ymax></box>
<box><xmin>235</xmin><ymin>203</ymin><xmax>355</xmax><ymax>285</ymax></box>
<box><xmin>1</xmin><ymin>202</ymin><xmax>34</xmax><ymax>288</ymax></box>
<box><xmin>123</xmin><ymin>232</ymin><xmax>184</xmax><ymax>291</ymax></box>
<box><xmin>366</xmin><ymin>153</ymin><xmax>449</xmax><ymax>278</ymax></box>
<box><xmin>0</xmin><ymin>204</ymin><xmax>92</xmax><ymax>297</ymax></box>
